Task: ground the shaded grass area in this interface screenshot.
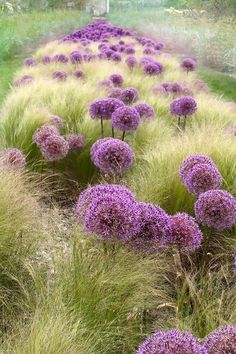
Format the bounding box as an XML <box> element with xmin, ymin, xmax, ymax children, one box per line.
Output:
<box><xmin>0</xmin><ymin>10</ymin><xmax>90</xmax><ymax>105</ymax></box>
<box><xmin>199</xmin><ymin>67</ymin><xmax>236</xmax><ymax>101</ymax></box>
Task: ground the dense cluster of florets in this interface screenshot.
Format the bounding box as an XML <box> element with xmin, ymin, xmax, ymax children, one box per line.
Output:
<box><xmin>204</xmin><ymin>325</ymin><xmax>236</xmax><ymax>354</ymax></box>
<box><xmin>119</xmin><ymin>87</ymin><xmax>140</xmax><ymax>105</ymax></box>
<box><xmin>195</xmin><ymin>190</ymin><xmax>236</xmax><ymax>231</ymax></box>
<box><xmin>137</xmin><ymin>329</ymin><xmax>207</xmax><ymax>354</ymax></box>
<box><xmin>67</xmin><ymin>134</ymin><xmax>86</xmax><ymax>151</ymax></box>
<box><xmin>112</xmin><ymin>106</ymin><xmax>141</xmax><ymax>132</ymax></box>
<box><xmin>52</xmin><ymin>71</ymin><xmax>68</xmax><ymax>81</ymax></box>
<box><xmin>181</xmin><ymin>57</ymin><xmax>197</xmax><ymax>73</ymax></box>
<box><xmin>109</xmin><ymin>74</ymin><xmax>124</xmax><ymax>87</ymax></box>
<box><xmin>143</xmin><ymin>61</ymin><xmax>163</xmax><ymax>76</ymax></box>
<box><xmin>169</xmin><ymin>212</ymin><xmax>203</xmax><ymax>251</ymax></box>
<box><xmin>134</xmin><ymin>103</ymin><xmax>155</xmax><ymax>120</ymax></box>
<box><xmin>89</xmin><ymin>98</ymin><xmax>124</xmax><ymax>120</ymax></box>
<box><xmin>0</xmin><ymin>148</ymin><xmax>26</xmax><ymax>169</ymax></box>
<box><xmin>91</xmin><ymin>138</ymin><xmax>133</xmax><ymax>175</ymax></box>
<box><xmin>170</xmin><ymin>96</ymin><xmax>197</xmax><ymax>117</ymax></box>
<box><xmin>40</xmin><ymin>134</ymin><xmax>69</xmax><ymax>161</ymax></box>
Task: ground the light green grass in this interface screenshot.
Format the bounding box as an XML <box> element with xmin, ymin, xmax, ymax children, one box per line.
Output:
<box><xmin>0</xmin><ymin>10</ymin><xmax>90</xmax><ymax>104</ymax></box>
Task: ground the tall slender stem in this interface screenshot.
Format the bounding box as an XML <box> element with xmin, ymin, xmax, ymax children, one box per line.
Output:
<box><xmin>183</xmin><ymin>116</ymin><xmax>186</xmax><ymax>130</ymax></box>
<box><xmin>121</xmin><ymin>131</ymin><xmax>125</xmax><ymax>141</ymax></box>
<box><xmin>52</xmin><ymin>161</ymin><xmax>56</xmax><ymax>187</ymax></box>
<box><xmin>112</xmin><ymin>126</ymin><xmax>114</xmax><ymax>138</ymax></box>
<box><xmin>101</xmin><ymin>118</ymin><xmax>104</xmax><ymax>138</ymax></box>
<box><xmin>178</xmin><ymin>116</ymin><xmax>181</xmax><ymax>128</ymax></box>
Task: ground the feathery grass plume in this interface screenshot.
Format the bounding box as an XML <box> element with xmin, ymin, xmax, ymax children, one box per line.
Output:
<box><xmin>0</xmin><ymin>168</ymin><xmax>43</xmax><ymax>332</ymax></box>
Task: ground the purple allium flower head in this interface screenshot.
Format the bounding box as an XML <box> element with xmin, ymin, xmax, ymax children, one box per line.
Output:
<box><xmin>183</xmin><ymin>163</ymin><xmax>222</xmax><ymax>195</ymax></box>
<box><xmin>193</xmin><ymin>79</ymin><xmax>209</xmax><ymax>93</ymax></box>
<box><xmin>74</xmin><ymin>69</ymin><xmax>85</xmax><ymax>79</ymax></box>
<box><xmin>143</xmin><ymin>61</ymin><xmax>163</xmax><ymax>76</ymax></box>
<box><xmin>181</xmin><ymin>57</ymin><xmax>197</xmax><ymax>72</ymax></box>
<box><xmin>52</xmin><ymin>71</ymin><xmax>67</xmax><ymax>81</ymax></box>
<box><xmin>75</xmin><ymin>183</ymin><xmax>135</xmax><ymax>221</ymax></box>
<box><xmin>143</xmin><ymin>47</ymin><xmax>156</xmax><ymax>55</ymax></box>
<box><xmin>170</xmin><ymin>96</ymin><xmax>197</xmax><ymax>116</ymax></box>
<box><xmin>52</xmin><ymin>54</ymin><xmax>69</xmax><ymax>63</ymax></box>
<box><xmin>40</xmin><ymin>135</ymin><xmax>69</xmax><ymax>161</ymax></box>
<box><xmin>137</xmin><ymin>329</ymin><xmax>207</xmax><ymax>354</ymax></box>
<box><xmin>119</xmin><ymin>87</ymin><xmax>140</xmax><ymax>105</ymax></box>
<box><xmin>180</xmin><ymin>154</ymin><xmax>215</xmax><ymax>180</ymax></box>
<box><xmin>169</xmin><ymin>212</ymin><xmax>203</xmax><ymax>251</ymax></box>
<box><xmin>14</xmin><ymin>75</ymin><xmax>34</xmax><ymax>87</ymax></box>
<box><xmin>67</xmin><ymin>134</ymin><xmax>86</xmax><ymax>151</ymax></box>
<box><xmin>109</xmin><ymin>88</ymin><xmax>122</xmax><ymax>99</ymax></box>
<box><xmin>49</xmin><ymin>115</ymin><xmax>64</xmax><ymax>129</ymax></box>
<box><xmin>168</xmin><ymin>82</ymin><xmax>183</xmax><ymax>95</ymax></box>
<box><xmin>155</xmin><ymin>42</ymin><xmax>164</xmax><ymax>50</ymax></box>
<box><xmin>33</xmin><ymin>125</ymin><xmax>59</xmax><ymax>146</ymax></box>
<box><xmin>85</xmin><ymin>194</ymin><xmax>140</xmax><ymax>241</ymax></box>
<box><xmin>130</xmin><ymin>202</ymin><xmax>171</xmax><ymax>252</ymax></box>
<box><xmin>125</xmin><ymin>56</ymin><xmax>138</xmax><ymax>69</ymax></box>
<box><xmin>109</xmin><ymin>74</ymin><xmax>124</xmax><ymax>87</ymax></box>
<box><xmin>195</xmin><ymin>190</ymin><xmax>236</xmax><ymax>231</ymax></box>
<box><xmin>134</xmin><ymin>103</ymin><xmax>155</xmax><ymax>120</ymax></box>
<box><xmin>98</xmin><ymin>79</ymin><xmax>114</xmax><ymax>90</ymax></box>
<box><xmin>24</xmin><ymin>57</ymin><xmax>36</xmax><ymax>67</ymax></box>
<box><xmin>91</xmin><ymin>138</ymin><xmax>133</xmax><ymax>175</ymax></box>
<box><xmin>70</xmin><ymin>51</ymin><xmax>83</xmax><ymax>64</ymax></box>
<box><xmin>124</xmin><ymin>46</ymin><xmax>135</xmax><ymax>55</ymax></box>
<box><xmin>89</xmin><ymin>98</ymin><xmax>124</xmax><ymax>120</ymax></box>
<box><xmin>204</xmin><ymin>325</ymin><xmax>236</xmax><ymax>354</ymax></box>
<box><xmin>0</xmin><ymin>148</ymin><xmax>26</xmax><ymax>169</ymax></box>
<box><xmin>41</xmin><ymin>55</ymin><xmax>51</xmax><ymax>64</ymax></box>
<box><xmin>111</xmin><ymin>52</ymin><xmax>122</xmax><ymax>62</ymax></box>
<box><xmin>112</xmin><ymin>106</ymin><xmax>140</xmax><ymax>132</ymax></box>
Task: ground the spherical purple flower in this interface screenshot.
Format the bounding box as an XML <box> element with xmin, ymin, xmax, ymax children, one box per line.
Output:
<box><xmin>169</xmin><ymin>212</ymin><xmax>203</xmax><ymax>251</ymax></box>
<box><xmin>130</xmin><ymin>202</ymin><xmax>171</xmax><ymax>251</ymax></box>
<box><xmin>74</xmin><ymin>70</ymin><xmax>85</xmax><ymax>79</ymax></box>
<box><xmin>109</xmin><ymin>74</ymin><xmax>124</xmax><ymax>87</ymax></box>
<box><xmin>52</xmin><ymin>54</ymin><xmax>69</xmax><ymax>63</ymax></box>
<box><xmin>124</xmin><ymin>46</ymin><xmax>135</xmax><ymax>55</ymax></box>
<box><xmin>155</xmin><ymin>42</ymin><xmax>164</xmax><ymax>50</ymax></box>
<box><xmin>112</xmin><ymin>106</ymin><xmax>140</xmax><ymax>132</ymax></box>
<box><xmin>33</xmin><ymin>125</ymin><xmax>59</xmax><ymax>146</ymax></box>
<box><xmin>40</xmin><ymin>135</ymin><xmax>69</xmax><ymax>161</ymax></box>
<box><xmin>67</xmin><ymin>134</ymin><xmax>86</xmax><ymax>152</ymax></box>
<box><xmin>125</xmin><ymin>56</ymin><xmax>138</xmax><ymax>69</ymax></box>
<box><xmin>111</xmin><ymin>52</ymin><xmax>122</xmax><ymax>62</ymax></box>
<box><xmin>85</xmin><ymin>194</ymin><xmax>140</xmax><ymax>241</ymax></box>
<box><xmin>52</xmin><ymin>71</ymin><xmax>67</xmax><ymax>81</ymax></box>
<box><xmin>48</xmin><ymin>115</ymin><xmax>64</xmax><ymax>129</ymax></box>
<box><xmin>143</xmin><ymin>62</ymin><xmax>163</xmax><ymax>76</ymax></box>
<box><xmin>109</xmin><ymin>88</ymin><xmax>122</xmax><ymax>99</ymax></box>
<box><xmin>170</xmin><ymin>96</ymin><xmax>197</xmax><ymax>117</ymax></box>
<box><xmin>183</xmin><ymin>163</ymin><xmax>222</xmax><ymax>195</ymax></box>
<box><xmin>180</xmin><ymin>154</ymin><xmax>215</xmax><ymax>180</ymax></box>
<box><xmin>0</xmin><ymin>148</ymin><xmax>26</xmax><ymax>169</ymax></box>
<box><xmin>97</xmin><ymin>79</ymin><xmax>114</xmax><ymax>91</ymax></box>
<box><xmin>137</xmin><ymin>329</ymin><xmax>207</xmax><ymax>354</ymax></box>
<box><xmin>14</xmin><ymin>75</ymin><xmax>34</xmax><ymax>87</ymax></box>
<box><xmin>75</xmin><ymin>184</ymin><xmax>136</xmax><ymax>221</ymax></box>
<box><xmin>181</xmin><ymin>57</ymin><xmax>197</xmax><ymax>73</ymax></box>
<box><xmin>91</xmin><ymin>138</ymin><xmax>133</xmax><ymax>175</ymax></box>
<box><xmin>195</xmin><ymin>190</ymin><xmax>236</xmax><ymax>231</ymax></box>
<box><xmin>204</xmin><ymin>325</ymin><xmax>236</xmax><ymax>354</ymax></box>
<box><xmin>193</xmin><ymin>79</ymin><xmax>209</xmax><ymax>93</ymax></box>
<box><xmin>134</xmin><ymin>103</ymin><xmax>155</xmax><ymax>120</ymax></box>
<box><xmin>70</xmin><ymin>51</ymin><xmax>83</xmax><ymax>64</ymax></box>
<box><xmin>119</xmin><ymin>87</ymin><xmax>140</xmax><ymax>105</ymax></box>
<box><xmin>41</xmin><ymin>55</ymin><xmax>51</xmax><ymax>64</ymax></box>
<box><xmin>143</xmin><ymin>47</ymin><xmax>155</xmax><ymax>55</ymax></box>
<box><xmin>89</xmin><ymin>98</ymin><xmax>124</xmax><ymax>120</ymax></box>
<box><xmin>24</xmin><ymin>57</ymin><xmax>36</xmax><ymax>67</ymax></box>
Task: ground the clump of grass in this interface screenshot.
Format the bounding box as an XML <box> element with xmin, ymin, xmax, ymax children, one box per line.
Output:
<box><xmin>0</xmin><ymin>168</ymin><xmax>44</xmax><ymax>332</ymax></box>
